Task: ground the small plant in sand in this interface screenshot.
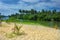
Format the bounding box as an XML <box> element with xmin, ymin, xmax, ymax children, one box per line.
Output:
<box><xmin>6</xmin><ymin>23</ymin><xmax>25</xmax><ymax>38</ymax></box>
<box><xmin>13</xmin><ymin>23</ymin><xmax>22</xmax><ymax>35</ymax></box>
<box><xmin>54</xmin><ymin>25</ymin><xmax>58</xmax><ymax>29</ymax></box>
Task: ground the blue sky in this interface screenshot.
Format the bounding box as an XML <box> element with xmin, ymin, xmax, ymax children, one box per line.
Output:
<box><xmin>0</xmin><ymin>0</ymin><xmax>60</xmax><ymax>16</ymax></box>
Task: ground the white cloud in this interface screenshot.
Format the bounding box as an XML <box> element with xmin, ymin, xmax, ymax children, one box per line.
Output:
<box><xmin>21</xmin><ymin>0</ymin><xmax>40</xmax><ymax>3</ymax></box>
<box><xmin>0</xmin><ymin>1</ymin><xmax>34</xmax><ymax>15</ymax></box>
<box><xmin>51</xmin><ymin>0</ymin><xmax>60</xmax><ymax>2</ymax></box>
<box><xmin>0</xmin><ymin>0</ymin><xmax>60</xmax><ymax>15</ymax></box>
<box><xmin>0</xmin><ymin>0</ymin><xmax>60</xmax><ymax>10</ymax></box>
<box><xmin>0</xmin><ymin>1</ymin><xmax>35</xmax><ymax>10</ymax></box>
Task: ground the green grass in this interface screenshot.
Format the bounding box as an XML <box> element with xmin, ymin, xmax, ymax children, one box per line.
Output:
<box><xmin>3</xmin><ymin>19</ymin><xmax>60</xmax><ymax>29</ymax></box>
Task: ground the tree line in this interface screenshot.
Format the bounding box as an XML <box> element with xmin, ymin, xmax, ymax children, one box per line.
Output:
<box><xmin>0</xmin><ymin>9</ymin><xmax>60</xmax><ymax>22</ymax></box>
<box><xmin>9</xmin><ymin>9</ymin><xmax>60</xmax><ymax>22</ymax></box>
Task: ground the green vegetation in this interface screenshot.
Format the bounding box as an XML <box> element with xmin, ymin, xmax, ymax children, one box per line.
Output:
<box><xmin>6</xmin><ymin>9</ymin><xmax>60</xmax><ymax>28</ymax></box>
<box><xmin>0</xmin><ymin>13</ymin><xmax>2</xmax><ymax>26</ymax></box>
<box><xmin>13</xmin><ymin>23</ymin><xmax>22</xmax><ymax>35</ymax></box>
<box><xmin>1</xmin><ymin>9</ymin><xmax>60</xmax><ymax>22</ymax></box>
<box><xmin>9</xmin><ymin>9</ymin><xmax>60</xmax><ymax>21</ymax></box>
<box><xmin>0</xmin><ymin>9</ymin><xmax>60</xmax><ymax>29</ymax></box>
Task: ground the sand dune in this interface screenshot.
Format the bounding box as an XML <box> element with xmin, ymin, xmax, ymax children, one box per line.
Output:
<box><xmin>0</xmin><ymin>22</ymin><xmax>60</xmax><ymax>40</ymax></box>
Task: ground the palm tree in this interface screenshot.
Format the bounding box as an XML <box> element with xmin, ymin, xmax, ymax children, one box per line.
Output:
<box><xmin>30</xmin><ymin>9</ymin><xmax>35</xmax><ymax>14</ymax></box>
<box><xmin>19</xmin><ymin>9</ymin><xmax>22</xmax><ymax>13</ymax></box>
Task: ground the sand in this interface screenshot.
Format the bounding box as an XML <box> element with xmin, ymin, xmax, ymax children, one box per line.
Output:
<box><xmin>0</xmin><ymin>22</ymin><xmax>60</xmax><ymax>40</ymax></box>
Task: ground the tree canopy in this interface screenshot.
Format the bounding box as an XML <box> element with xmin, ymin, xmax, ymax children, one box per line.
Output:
<box><xmin>9</xmin><ymin>9</ymin><xmax>60</xmax><ymax>21</ymax></box>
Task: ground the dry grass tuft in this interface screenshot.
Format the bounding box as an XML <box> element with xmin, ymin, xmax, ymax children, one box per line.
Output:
<box><xmin>6</xmin><ymin>23</ymin><xmax>25</xmax><ymax>38</ymax></box>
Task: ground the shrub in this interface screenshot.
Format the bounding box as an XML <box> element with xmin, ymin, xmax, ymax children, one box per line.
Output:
<box><xmin>13</xmin><ymin>23</ymin><xmax>22</xmax><ymax>35</ymax></box>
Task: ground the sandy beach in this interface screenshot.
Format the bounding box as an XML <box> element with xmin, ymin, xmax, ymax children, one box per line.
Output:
<box><xmin>0</xmin><ymin>22</ymin><xmax>60</xmax><ymax>40</ymax></box>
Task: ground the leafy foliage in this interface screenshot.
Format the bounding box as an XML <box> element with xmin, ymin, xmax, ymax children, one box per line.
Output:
<box><xmin>9</xmin><ymin>9</ymin><xmax>60</xmax><ymax>21</ymax></box>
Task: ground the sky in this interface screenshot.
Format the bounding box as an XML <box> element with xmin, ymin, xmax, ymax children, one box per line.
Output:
<box><xmin>0</xmin><ymin>0</ymin><xmax>60</xmax><ymax>16</ymax></box>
